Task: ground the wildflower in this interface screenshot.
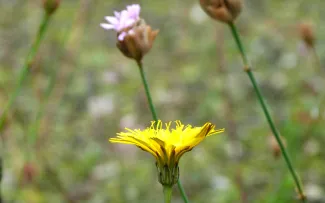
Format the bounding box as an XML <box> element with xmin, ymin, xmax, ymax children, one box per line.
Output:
<box><xmin>199</xmin><ymin>0</ymin><xmax>243</xmax><ymax>23</ymax></box>
<box><xmin>100</xmin><ymin>4</ymin><xmax>159</xmax><ymax>62</ymax></box>
<box><xmin>42</xmin><ymin>0</ymin><xmax>60</xmax><ymax>15</ymax></box>
<box><xmin>101</xmin><ymin>4</ymin><xmax>141</xmax><ymax>41</ymax></box>
<box><xmin>110</xmin><ymin>120</ymin><xmax>224</xmax><ymax>186</ymax></box>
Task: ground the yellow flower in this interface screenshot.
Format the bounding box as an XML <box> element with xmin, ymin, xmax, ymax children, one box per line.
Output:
<box><xmin>110</xmin><ymin>120</ymin><xmax>224</xmax><ymax>186</ymax></box>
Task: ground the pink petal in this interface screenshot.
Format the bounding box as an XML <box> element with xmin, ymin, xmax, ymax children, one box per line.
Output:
<box><xmin>100</xmin><ymin>23</ymin><xmax>114</xmax><ymax>30</ymax></box>
<box><xmin>119</xmin><ymin>10</ymin><xmax>129</xmax><ymax>19</ymax></box>
<box><xmin>125</xmin><ymin>19</ymin><xmax>135</xmax><ymax>27</ymax></box>
<box><xmin>118</xmin><ymin>32</ymin><xmax>127</xmax><ymax>41</ymax></box>
<box><xmin>117</xmin><ymin>10</ymin><xmax>133</xmax><ymax>30</ymax></box>
<box><xmin>114</xmin><ymin>11</ymin><xmax>120</xmax><ymax>18</ymax></box>
<box><xmin>105</xmin><ymin>16</ymin><xmax>119</xmax><ymax>25</ymax></box>
<box><xmin>127</xmin><ymin>4</ymin><xmax>141</xmax><ymax>18</ymax></box>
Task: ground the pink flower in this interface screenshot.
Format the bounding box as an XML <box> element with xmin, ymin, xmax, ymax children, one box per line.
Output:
<box><xmin>100</xmin><ymin>4</ymin><xmax>159</xmax><ymax>62</ymax></box>
<box><xmin>100</xmin><ymin>4</ymin><xmax>141</xmax><ymax>41</ymax></box>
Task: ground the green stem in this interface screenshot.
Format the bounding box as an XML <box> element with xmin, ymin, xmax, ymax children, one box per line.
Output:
<box><xmin>163</xmin><ymin>186</ymin><xmax>173</xmax><ymax>203</ymax></box>
<box><xmin>0</xmin><ymin>13</ymin><xmax>52</xmax><ymax>132</ymax></box>
<box><xmin>137</xmin><ymin>61</ymin><xmax>158</xmax><ymax>121</ymax></box>
<box><xmin>27</xmin><ymin>16</ymin><xmax>74</xmax><ymax>155</ymax></box>
<box><xmin>136</xmin><ymin>61</ymin><xmax>190</xmax><ymax>203</ymax></box>
<box><xmin>177</xmin><ymin>180</ymin><xmax>190</xmax><ymax>203</ymax></box>
<box><xmin>0</xmin><ymin>11</ymin><xmax>52</xmax><ymax>203</ymax></box>
<box><xmin>228</xmin><ymin>22</ymin><xmax>306</xmax><ymax>202</ymax></box>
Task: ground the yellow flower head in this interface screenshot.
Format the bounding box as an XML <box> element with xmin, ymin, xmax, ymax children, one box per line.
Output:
<box><xmin>110</xmin><ymin>120</ymin><xmax>224</xmax><ymax>186</ymax></box>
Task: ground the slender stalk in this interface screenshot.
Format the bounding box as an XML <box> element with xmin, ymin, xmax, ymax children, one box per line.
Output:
<box><xmin>137</xmin><ymin>61</ymin><xmax>158</xmax><ymax>121</ymax></box>
<box><xmin>136</xmin><ymin>61</ymin><xmax>190</xmax><ymax>203</ymax></box>
<box><xmin>228</xmin><ymin>22</ymin><xmax>306</xmax><ymax>202</ymax></box>
<box><xmin>0</xmin><ymin>13</ymin><xmax>51</xmax><ymax>132</ymax></box>
<box><xmin>0</xmin><ymin>12</ymin><xmax>52</xmax><ymax>202</ymax></box>
<box><xmin>27</xmin><ymin>14</ymin><xmax>75</xmax><ymax>155</ymax></box>
<box><xmin>163</xmin><ymin>186</ymin><xmax>173</xmax><ymax>203</ymax></box>
<box><xmin>176</xmin><ymin>181</ymin><xmax>189</xmax><ymax>203</ymax></box>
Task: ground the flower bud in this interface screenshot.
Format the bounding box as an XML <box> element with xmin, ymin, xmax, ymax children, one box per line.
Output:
<box><xmin>199</xmin><ymin>0</ymin><xmax>243</xmax><ymax>23</ymax></box>
<box><xmin>268</xmin><ymin>134</ymin><xmax>287</xmax><ymax>158</ymax></box>
<box><xmin>42</xmin><ymin>0</ymin><xmax>60</xmax><ymax>15</ymax></box>
<box><xmin>116</xmin><ymin>20</ymin><xmax>159</xmax><ymax>62</ymax></box>
<box><xmin>299</xmin><ymin>22</ymin><xmax>315</xmax><ymax>48</ymax></box>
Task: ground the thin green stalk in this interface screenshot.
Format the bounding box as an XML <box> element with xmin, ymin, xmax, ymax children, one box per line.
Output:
<box><xmin>27</xmin><ymin>17</ymin><xmax>75</xmax><ymax>155</ymax></box>
<box><xmin>0</xmin><ymin>12</ymin><xmax>52</xmax><ymax>202</ymax></box>
<box><xmin>136</xmin><ymin>61</ymin><xmax>190</xmax><ymax>203</ymax></box>
<box><xmin>228</xmin><ymin>22</ymin><xmax>306</xmax><ymax>202</ymax></box>
<box><xmin>176</xmin><ymin>180</ymin><xmax>189</xmax><ymax>203</ymax></box>
<box><xmin>0</xmin><ymin>13</ymin><xmax>52</xmax><ymax>132</ymax></box>
<box><xmin>163</xmin><ymin>186</ymin><xmax>173</xmax><ymax>203</ymax></box>
<box><xmin>137</xmin><ymin>61</ymin><xmax>158</xmax><ymax>121</ymax></box>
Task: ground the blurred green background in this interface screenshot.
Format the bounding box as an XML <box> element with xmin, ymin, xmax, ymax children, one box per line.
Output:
<box><xmin>0</xmin><ymin>0</ymin><xmax>325</xmax><ymax>202</ymax></box>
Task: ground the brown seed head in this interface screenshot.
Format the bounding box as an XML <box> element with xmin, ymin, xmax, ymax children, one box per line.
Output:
<box><xmin>116</xmin><ymin>19</ymin><xmax>159</xmax><ymax>62</ymax></box>
<box><xmin>199</xmin><ymin>0</ymin><xmax>243</xmax><ymax>23</ymax></box>
<box><xmin>268</xmin><ymin>135</ymin><xmax>287</xmax><ymax>159</ymax></box>
<box><xmin>42</xmin><ymin>0</ymin><xmax>60</xmax><ymax>15</ymax></box>
<box><xmin>299</xmin><ymin>22</ymin><xmax>315</xmax><ymax>48</ymax></box>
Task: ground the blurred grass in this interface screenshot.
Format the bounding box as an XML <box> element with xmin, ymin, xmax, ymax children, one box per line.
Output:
<box><xmin>0</xmin><ymin>0</ymin><xmax>325</xmax><ymax>202</ymax></box>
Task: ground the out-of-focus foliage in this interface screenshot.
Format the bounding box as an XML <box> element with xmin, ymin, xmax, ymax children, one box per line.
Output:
<box><xmin>0</xmin><ymin>0</ymin><xmax>325</xmax><ymax>202</ymax></box>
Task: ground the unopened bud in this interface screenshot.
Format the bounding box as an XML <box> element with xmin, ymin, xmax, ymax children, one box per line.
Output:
<box><xmin>42</xmin><ymin>0</ymin><xmax>60</xmax><ymax>15</ymax></box>
<box><xmin>268</xmin><ymin>135</ymin><xmax>287</xmax><ymax>158</ymax></box>
<box><xmin>199</xmin><ymin>0</ymin><xmax>243</xmax><ymax>23</ymax></box>
<box><xmin>116</xmin><ymin>20</ymin><xmax>159</xmax><ymax>62</ymax></box>
<box><xmin>299</xmin><ymin>22</ymin><xmax>315</xmax><ymax>48</ymax></box>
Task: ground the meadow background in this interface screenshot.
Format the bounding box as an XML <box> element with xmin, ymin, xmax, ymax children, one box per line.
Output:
<box><xmin>0</xmin><ymin>0</ymin><xmax>325</xmax><ymax>202</ymax></box>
